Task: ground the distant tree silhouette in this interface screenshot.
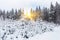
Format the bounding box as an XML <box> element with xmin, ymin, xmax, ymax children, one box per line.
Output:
<box><xmin>49</xmin><ymin>2</ymin><xmax>57</xmax><ymax>23</ymax></box>
<box><xmin>55</xmin><ymin>2</ymin><xmax>60</xmax><ymax>23</ymax></box>
<box><xmin>0</xmin><ymin>10</ymin><xmax>2</xmax><ymax>17</ymax></box>
<box><xmin>43</xmin><ymin>8</ymin><xmax>49</xmax><ymax>21</ymax></box>
<box><xmin>2</xmin><ymin>10</ymin><xmax>5</xmax><ymax>20</ymax></box>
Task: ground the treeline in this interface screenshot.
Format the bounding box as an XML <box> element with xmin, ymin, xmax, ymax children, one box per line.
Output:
<box><xmin>0</xmin><ymin>7</ymin><xmax>41</xmax><ymax>20</ymax></box>
<box><xmin>0</xmin><ymin>2</ymin><xmax>60</xmax><ymax>24</ymax></box>
<box><xmin>0</xmin><ymin>9</ymin><xmax>22</xmax><ymax>20</ymax></box>
<box><xmin>42</xmin><ymin>2</ymin><xmax>60</xmax><ymax>24</ymax></box>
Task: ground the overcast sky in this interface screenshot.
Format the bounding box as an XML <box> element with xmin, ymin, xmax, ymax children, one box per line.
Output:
<box><xmin>0</xmin><ymin>0</ymin><xmax>60</xmax><ymax>11</ymax></box>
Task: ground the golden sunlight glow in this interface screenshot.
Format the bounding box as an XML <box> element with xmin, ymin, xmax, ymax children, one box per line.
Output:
<box><xmin>24</xmin><ymin>10</ymin><xmax>31</xmax><ymax>19</ymax></box>
<box><xmin>23</xmin><ymin>9</ymin><xmax>40</xmax><ymax>21</ymax></box>
<box><xmin>24</xmin><ymin>9</ymin><xmax>30</xmax><ymax>17</ymax></box>
<box><xmin>24</xmin><ymin>9</ymin><xmax>33</xmax><ymax>20</ymax></box>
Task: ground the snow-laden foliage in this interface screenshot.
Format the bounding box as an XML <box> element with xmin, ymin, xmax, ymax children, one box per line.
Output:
<box><xmin>0</xmin><ymin>19</ymin><xmax>59</xmax><ymax>40</ymax></box>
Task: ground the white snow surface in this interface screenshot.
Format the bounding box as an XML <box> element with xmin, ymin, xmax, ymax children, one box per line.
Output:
<box><xmin>28</xmin><ymin>27</ymin><xmax>60</xmax><ymax>40</ymax></box>
<box><xmin>0</xmin><ymin>19</ymin><xmax>60</xmax><ymax>40</ymax></box>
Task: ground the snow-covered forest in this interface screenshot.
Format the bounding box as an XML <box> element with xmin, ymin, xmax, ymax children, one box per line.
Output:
<box><xmin>0</xmin><ymin>2</ymin><xmax>60</xmax><ymax>24</ymax></box>
<box><xmin>0</xmin><ymin>2</ymin><xmax>60</xmax><ymax>40</ymax></box>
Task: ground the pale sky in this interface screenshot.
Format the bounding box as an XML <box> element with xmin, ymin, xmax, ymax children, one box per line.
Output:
<box><xmin>0</xmin><ymin>0</ymin><xmax>60</xmax><ymax>11</ymax></box>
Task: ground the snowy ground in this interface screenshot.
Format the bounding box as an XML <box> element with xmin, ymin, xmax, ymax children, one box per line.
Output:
<box><xmin>0</xmin><ymin>19</ymin><xmax>60</xmax><ymax>40</ymax></box>
<box><xmin>28</xmin><ymin>27</ymin><xmax>60</xmax><ymax>40</ymax></box>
